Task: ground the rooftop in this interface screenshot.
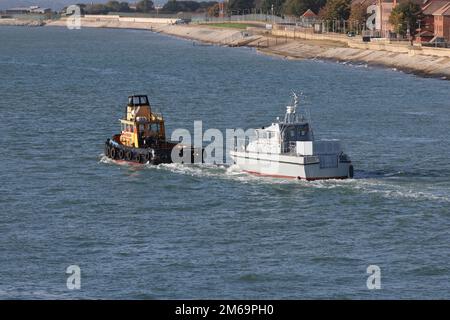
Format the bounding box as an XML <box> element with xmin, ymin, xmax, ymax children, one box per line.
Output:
<box><xmin>301</xmin><ymin>9</ymin><xmax>318</xmax><ymax>18</ymax></box>
<box><xmin>423</xmin><ymin>0</ymin><xmax>450</xmax><ymax>15</ymax></box>
<box><xmin>433</xmin><ymin>2</ymin><xmax>450</xmax><ymax>15</ymax></box>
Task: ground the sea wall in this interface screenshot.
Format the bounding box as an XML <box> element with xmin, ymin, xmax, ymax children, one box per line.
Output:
<box><xmin>0</xmin><ymin>18</ymin><xmax>44</xmax><ymax>27</ymax></box>
<box><xmin>272</xmin><ymin>28</ymin><xmax>450</xmax><ymax>59</ymax></box>
<box><xmin>271</xmin><ymin>28</ymin><xmax>349</xmax><ymax>45</ymax></box>
<box><xmin>47</xmin><ymin>15</ymin><xmax>177</xmax><ymax>30</ymax></box>
<box><xmin>153</xmin><ymin>24</ymin><xmax>263</xmax><ymax>46</ymax></box>
<box><xmin>262</xmin><ymin>41</ymin><xmax>450</xmax><ymax>78</ymax></box>
<box><xmin>44</xmin><ymin>18</ymin><xmax>450</xmax><ymax>79</ymax></box>
<box><xmin>47</xmin><ymin>17</ymin><xmax>263</xmax><ymax>46</ymax></box>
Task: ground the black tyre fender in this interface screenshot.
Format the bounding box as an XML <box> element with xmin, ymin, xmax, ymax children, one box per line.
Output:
<box><xmin>104</xmin><ymin>145</ymin><xmax>110</xmax><ymax>157</ymax></box>
<box><xmin>118</xmin><ymin>149</ymin><xmax>124</xmax><ymax>160</ymax></box>
<box><xmin>125</xmin><ymin>151</ymin><xmax>132</xmax><ymax>161</ymax></box>
<box><xmin>110</xmin><ymin>147</ymin><xmax>116</xmax><ymax>159</ymax></box>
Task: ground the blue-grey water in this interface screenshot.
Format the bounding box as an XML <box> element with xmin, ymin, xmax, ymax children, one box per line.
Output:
<box><xmin>0</xmin><ymin>26</ymin><xmax>449</xmax><ymax>299</ymax></box>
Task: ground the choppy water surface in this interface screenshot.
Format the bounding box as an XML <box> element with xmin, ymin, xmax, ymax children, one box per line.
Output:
<box><xmin>0</xmin><ymin>26</ymin><xmax>449</xmax><ymax>299</ymax></box>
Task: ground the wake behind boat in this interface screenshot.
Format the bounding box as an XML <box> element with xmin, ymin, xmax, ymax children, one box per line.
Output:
<box><xmin>230</xmin><ymin>94</ymin><xmax>354</xmax><ymax>180</ymax></box>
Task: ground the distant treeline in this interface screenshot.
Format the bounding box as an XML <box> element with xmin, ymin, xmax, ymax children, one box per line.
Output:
<box><xmin>72</xmin><ymin>0</ymin><xmax>351</xmax><ymax>18</ymax></box>
<box><xmin>73</xmin><ymin>0</ymin><xmax>219</xmax><ymax>14</ymax></box>
<box><xmin>70</xmin><ymin>0</ymin><xmax>422</xmax><ymax>36</ymax></box>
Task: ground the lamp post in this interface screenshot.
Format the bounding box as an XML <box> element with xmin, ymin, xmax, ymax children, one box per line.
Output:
<box><xmin>271</xmin><ymin>4</ymin><xmax>274</xmax><ymax>26</ymax></box>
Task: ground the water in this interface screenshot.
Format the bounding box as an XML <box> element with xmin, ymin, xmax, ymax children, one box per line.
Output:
<box><xmin>0</xmin><ymin>26</ymin><xmax>449</xmax><ymax>299</ymax></box>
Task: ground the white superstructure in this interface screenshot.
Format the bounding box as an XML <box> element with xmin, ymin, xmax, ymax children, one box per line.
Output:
<box><xmin>230</xmin><ymin>94</ymin><xmax>353</xmax><ymax>180</ymax></box>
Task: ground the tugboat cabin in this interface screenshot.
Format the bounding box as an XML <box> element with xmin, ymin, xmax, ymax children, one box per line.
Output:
<box><xmin>118</xmin><ymin>95</ymin><xmax>166</xmax><ymax>148</ymax></box>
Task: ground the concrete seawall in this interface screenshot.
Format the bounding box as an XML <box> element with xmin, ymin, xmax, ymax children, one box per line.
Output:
<box><xmin>47</xmin><ymin>17</ymin><xmax>264</xmax><ymax>46</ymax></box>
<box><xmin>42</xmin><ymin>16</ymin><xmax>450</xmax><ymax>79</ymax></box>
<box><xmin>264</xmin><ymin>40</ymin><xmax>450</xmax><ymax>78</ymax></box>
<box><xmin>271</xmin><ymin>28</ymin><xmax>450</xmax><ymax>78</ymax></box>
<box><xmin>0</xmin><ymin>18</ymin><xmax>44</xmax><ymax>27</ymax></box>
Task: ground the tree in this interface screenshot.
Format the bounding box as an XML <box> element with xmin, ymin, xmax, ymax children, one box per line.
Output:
<box><xmin>208</xmin><ymin>3</ymin><xmax>220</xmax><ymax>16</ymax></box>
<box><xmin>261</xmin><ymin>0</ymin><xmax>286</xmax><ymax>15</ymax></box>
<box><xmin>348</xmin><ymin>2</ymin><xmax>367</xmax><ymax>23</ymax></box>
<box><xmin>162</xmin><ymin>0</ymin><xmax>204</xmax><ymax>13</ymax></box>
<box><xmin>118</xmin><ymin>2</ymin><xmax>131</xmax><ymax>12</ymax></box>
<box><xmin>207</xmin><ymin>2</ymin><xmax>227</xmax><ymax>16</ymax></box>
<box><xmin>389</xmin><ymin>0</ymin><xmax>422</xmax><ymax>37</ymax></box>
<box><xmin>348</xmin><ymin>2</ymin><xmax>368</xmax><ymax>32</ymax></box>
<box><xmin>105</xmin><ymin>1</ymin><xmax>121</xmax><ymax>12</ymax></box>
<box><xmin>282</xmin><ymin>0</ymin><xmax>326</xmax><ymax>17</ymax></box>
<box><xmin>136</xmin><ymin>0</ymin><xmax>155</xmax><ymax>13</ymax></box>
<box><xmin>83</xmin><ymin>1</ymin><xmax>131</xmax><ymax>14</ymax></box>
<box><xmin>200</xmin><ymin>2</ymin><xmax>220</xmax><ymax>10</ymax></box>
<box><xmin>228</xmin><ymin>0</ymin><xmax>256</xmax><ymax>13</ymax></box>
<box><xmin>84</xmin><ymin>4</ymin><xmax>109</xmax><ymax>14</ymax></box>
<box><xmin>319</xmin><ymin>0</ymin><xmax>351</xmax><ymax>21</ymax></box>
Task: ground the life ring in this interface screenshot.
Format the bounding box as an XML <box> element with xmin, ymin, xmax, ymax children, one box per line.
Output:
<box><xmin>118</xmin><ymin>149</ymin><xmax>124</xmax><ymax>160</ymax></box>
<box><xmin>110</xmin><ymin>147</ymin><xmax>116</xmax><ymax>159</ymax></box>
<box><xmin>125</xmin><ymin>151</ymin><xmax>132</xmax><ymax>161</ymax></box>
<box><xmin>348</xmin><ymin>165</ymin><xmax>354</xmax><ymax>178</ymax></box>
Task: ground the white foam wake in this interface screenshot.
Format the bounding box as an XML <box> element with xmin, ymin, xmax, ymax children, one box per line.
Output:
<box><xmin>99</xmin><ymin>155</ymin><xmax>449</xmax><ymax>203</ymax></box>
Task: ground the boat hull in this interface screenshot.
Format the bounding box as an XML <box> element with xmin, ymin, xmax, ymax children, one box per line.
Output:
<box><xmin>230</xmin><ymin>150</ymin><xmax>353</xmax><ymax>180</ymax></box>
<box><xmin>104</xmin><ymin>138</ymin><xmax>174</xmax><ymax>165</ymax></box>
<box><xmin>104</xmin><ymin>138</ymin><xmax>204</xmax><ymax>165</ymax></box>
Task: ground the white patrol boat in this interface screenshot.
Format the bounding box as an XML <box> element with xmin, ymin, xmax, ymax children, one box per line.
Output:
<box><xmin>230</xmin><ymin>94</ymin><xmax>354</xmax><ymax>180</ymax></box>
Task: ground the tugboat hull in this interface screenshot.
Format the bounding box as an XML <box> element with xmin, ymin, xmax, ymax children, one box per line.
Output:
<box><xmin>104</xmin><ymin>138</ymin><xmax>203</xmax><ymax>165</ymax></box>
<box><xmin>104</xmin><ymin>138</ymin><xmax>174</xmax><ymax>165</ymax></box>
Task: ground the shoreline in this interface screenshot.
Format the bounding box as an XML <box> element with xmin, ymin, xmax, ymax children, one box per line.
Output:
<box><xmin>141</xmin><ymin>24</ymin><xmax>450</xmax><ymax>80</ymax></box>
<box><xmin>3</xmin><ymin>17</ymin><xmax>450</xmax><ymax>80</ymax></box>
<box><xmin>257</xmin><ymin>45</ymin><xmax>450</xmax><ymax>80</ymax></box>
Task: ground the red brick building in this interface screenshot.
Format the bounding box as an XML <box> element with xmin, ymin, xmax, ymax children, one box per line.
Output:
<box><xmin>417</xmin><ymin>0</ymin><xmax>448</xmax><ymax>42</ymax></box>
<box><xmin>351</xmin><ymin>0</ymin><xmax>450</xmax><ymax>42</ymax></box>
<box><xmin>432</xmin><ymin>2</ymin><xmax>450</xmax><ymax>41</ymax></box>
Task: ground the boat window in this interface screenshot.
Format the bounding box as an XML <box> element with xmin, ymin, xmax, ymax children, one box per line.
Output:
<box><xmin>139</xmin><ymin>124</ymin><xmax>145</xmax><ymax>132</ymax></box>
<box><xmin>140</xmin><ymin>96</ymin><xmax>148</xmax><ymax>105</ymax></box>
<box><xmin>289</xmin><ymin>129</ymin><xmax>295</xmax><ymax>138</ymax></box>
<box><xmin>133</xmin><ymin>97</ymin><xmax>140</xmax><ymax>105</ymax></box>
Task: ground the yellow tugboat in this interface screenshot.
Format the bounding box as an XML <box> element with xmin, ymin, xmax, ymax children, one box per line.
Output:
<box><xmin>104</xmin><ymin>95</ymin><xmax>195</xmax><ymax>164</ymax></box>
